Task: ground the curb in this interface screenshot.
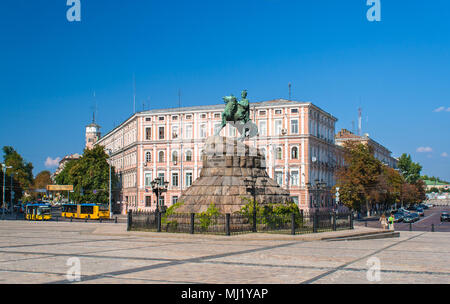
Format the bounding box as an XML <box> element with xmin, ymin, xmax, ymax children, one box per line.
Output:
<box><xmin>324</xmin><ymin>231</ymin><xmax>400</xmax><ymax>241</ymax></box>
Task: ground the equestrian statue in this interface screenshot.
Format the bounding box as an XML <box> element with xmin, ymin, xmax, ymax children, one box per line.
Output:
<box><xmin>214</xmin><ymin>90</ymin><xmax>258</xmax><ymax>141</ymax></box>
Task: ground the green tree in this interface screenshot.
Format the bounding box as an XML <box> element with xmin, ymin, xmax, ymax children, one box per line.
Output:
<box><xmin>54</xmin><ymin>146</ymin><xmax>118</xmax><ymax>205</ymax></box>
<box><xmin>1</xmin><ymin>146</ymin><xmax>34</xmax><ymax>203</ymax></box>
<box><xmin>398</xmin><ymin>153</ymin><xmax>422</xmax><ymax>184</ymax></box>
<box><xmin>335</xmin><ymin>142</ymin><xmax>383</xmax><ymax>214</ymax></box>
<box><xmin>33</xmin><ymin>171</ymin><xmax>52</xmax><ymax>189</ymax></box>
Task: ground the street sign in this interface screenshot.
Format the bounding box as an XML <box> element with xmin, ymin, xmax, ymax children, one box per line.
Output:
<box><xmin>47</xmin><ymin>185</ymin><xmax>73</xmax><ymax>191</ymax></box>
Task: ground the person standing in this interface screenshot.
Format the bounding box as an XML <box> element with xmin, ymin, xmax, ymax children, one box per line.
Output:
<box><xmin>379</xmin><ymin>214</ymin><xmax>388</xmax><ymax>230</ymax></box>
<box><xmin>388</xmin><ymin>213</ymin><xmax>395</xmax><ymax>230</ymax></box>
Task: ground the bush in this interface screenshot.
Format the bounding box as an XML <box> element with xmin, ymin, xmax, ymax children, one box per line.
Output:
<box><xmin>198</xmin><ymin>203</ymin><xmax>220</xmax><ymax>231</ymax></box>
<box><xmin>240</xmin><ymin>198</ymin><xmax>303</xmax><ymax>228</ymax></box>
<box><xmin>161</xmin><ymin>201</ymin><xmax>184</xmax><ymax>229</ymax></box>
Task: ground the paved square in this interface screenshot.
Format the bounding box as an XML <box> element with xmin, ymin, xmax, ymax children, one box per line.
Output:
<box><xmin>0</xmin><ymin>220</ymin><xmax>449</xmax><ymax>284</ymax></box>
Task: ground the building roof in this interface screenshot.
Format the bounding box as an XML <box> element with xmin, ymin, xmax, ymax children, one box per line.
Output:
<box><xmin>335</xmin><ymin>128</ymin><xmax>392</xmax><ymax>154</ymax></box>
<box><xmin>423</xmin><ymin>180</ymin><xmax>449</xmax><ymax>186</ymax></box>
<box><xmin>98</xmin><ymin>98</ymin><xmax>337</xmax><ymax>143</ymax></box>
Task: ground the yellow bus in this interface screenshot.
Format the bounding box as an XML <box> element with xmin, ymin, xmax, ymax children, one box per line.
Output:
<box><xmin>25</xmin><ymin>204</ymin><xmax>52</xmax><ymax>221</ymax></box>
<box><xmin>61</xmin><ymin>203</ymin><xmax>110</xmax><ymax>220</ymax></box>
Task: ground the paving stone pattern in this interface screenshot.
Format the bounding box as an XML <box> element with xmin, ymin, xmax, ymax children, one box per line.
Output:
<box><xmin>0</xmin><ymin>220</ymin><xmax>449</xmax><ymax>284</ymax></box>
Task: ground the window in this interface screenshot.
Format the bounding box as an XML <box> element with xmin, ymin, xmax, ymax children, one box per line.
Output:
<box><xmin>145</xmin><ymin>127</ymin><xmax>152</xmax><ymax>140</ymax></box>
<box><xmin>172</xmin><ymin>115</ymin><xmax>178</xmax><ymax>121</ymax></box>
<box><xmin>186</xmin><ymin>172</ymin><xmax>193</xmax><ymax>187</ymax></box>
<box><xmin>172</xmin><ymin>151</ymin><xmax>178</xmax><ymax>162</ymax></box>
<box><xmin>291</xmin><ymin>146</ymin><xmax>298</xmax><ymax>159</ymax></box>
<box><xmin>172</xmin><ymin>126</ymin><xmax>179</xmax><ymax>139</ymax></box>
<box><xmin>185</xmin><ymin>150</ymin><xmax>192</xmax><ymax>162</ymax></box>
<box><xmin>158</xmin><ymin>116</ymin><xmax>165</xmax><ymax>121</ymax></box>
<box><xmin>291</xmin><ymin>108</ymin><xmax>298</xmax><ymax>113</ymax></box>
<box><xmin>275</xmin><ymin>171</ymin><xmax>283</xmax><ymax>185</ymax></box>
<box><xmin>201</xmin><ymin>114</ymin><xmax>206</xmax><ymax>119</ymax></box>
<box><xmin>185</xmin><ymin>124</ymin><xmax>193</xmax><ymax>139</ymax></box>
<box><xmin>158</xmin><ymin>151</ymin><xmax>165</xmax><ymax>163</ymax></box>
<box><xmin>145</xmin><ymin>117</ymin><xmax>151</xmax><ymax>122</ymax></box>
<box><xmin>145</xmin><ymin>173</ymin><xmax>152</xmax><ymax>187</ymax></box>
<box><xmin>145</xmin><ymin>196</ymin><xmax>152</xmax><ymax>207</ymax></box>
<box><xmin>158</xmin><ymin>172</ymin><xmax>165</xmax><ymax>183</ymax></box>
<box><xmin>275</xmin><ymin>109</ymin><xmax>282</xmax><ymax>115</ymax></box>
<box><xmin>172</xmin><ymin>196</ymin><xmax>178</xmax><ymax>205</ymax></box>
<box><xmin>258</xmin><ymin>121</ymin><xmax>267</xmax><ymax>136</ymax></box>
<box><xmin>172</xmin><ymin>172</ymin><xmax>179</xmax><ymax>187</ymax></box>
<box><xmin>259</xmin><ymin>110</ymin><xmax>266</xmax><ymax>116</ymax></box>
<box><xmin>145</xmin><ymin>152</ymin><xmax>152</xmax><ymax>163</ymax></box>
<box><xmin>290</xmin><ymin>170</ymin><xmax>299</xmax><ymax>186</ymax></box>
<box><xmin>274</xmin><ymin>120</ymin><xmax>282</xmax><ymax>135</ymax></box>
<box><xmin>291</xmin><ymin>119</ymin><xmax>299</xmax><ymax>134</ymax></box>
<box><xmin>186</xmin><ymin>114</ymin><xmax>192</xmax><ymax>120</ymax></box>
<box><xmin>200</xmin><ymin>124</ymin><xmax>207</xmax><ymax>138</ymax></box>
<box><xmin>214</xmin><ymin>113</ymin><xmax>221</xmax><ymax>119</ymax></box>
<box><xmin>276</xmin><ymin>147</ymin><xmax>283</xmax><ymax>160</ymax></box>
<box><xmin>158</xmin><ymin>126</ymin><xmax>165</xmax><ymax>140</ymax></box>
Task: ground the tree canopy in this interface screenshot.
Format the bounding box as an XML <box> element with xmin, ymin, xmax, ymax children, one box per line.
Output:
<box><xmin>1</xmin><ymin>146</ymin><xmax>34</xmax><ymax>203</ymax></box>
<box><xmin>334</xmin><ymin>143</ymin><xmax>426</xmax><ymax>212</ymax></box>
<box><xmin>398</xmin><ymin>153</ymin><xmax>422</xmax><ymax>184</ymax></box>
<box><xmin>54</xmin><ymin>145</ymin><xmax>118</xmax><ymax>205</ymax></box>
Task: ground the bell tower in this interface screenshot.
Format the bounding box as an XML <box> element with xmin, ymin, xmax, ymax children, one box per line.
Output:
<box><xmin>85</xmin><ymin>112</ymin><xmax>101</xmax><ymax>150</ymax></box>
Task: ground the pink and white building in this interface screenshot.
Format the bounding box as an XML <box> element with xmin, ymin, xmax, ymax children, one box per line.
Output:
<box><xmin>94</xmin><ymin>99</ymin><xmax>341</xmax><ymax>214</ymax></box>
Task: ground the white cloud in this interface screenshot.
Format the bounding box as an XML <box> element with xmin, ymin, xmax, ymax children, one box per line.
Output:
<box><xmin>433</xmin><ymin>106</ymin><xmax>450</xmax><ymax>112</ymax></box>
<box><xmin>442</xmin><ymin>152</ymin><xmax>449</xmax><ymax>158</ymax></box>
<box><xmin>416</xmin><ymin>146</ymin><xmax>433</xmax><ymax>153</ymax></box>
<box><xmin>45</xmin><ymin>157</ymin><xmax>61</xmax><ymax>168</ymax></box>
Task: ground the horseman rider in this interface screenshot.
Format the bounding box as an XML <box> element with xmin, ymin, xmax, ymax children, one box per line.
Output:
<box><xmin>237</xmin><ymin>90</ymin><xmax>250</xmax><ymax>123</ymax></box>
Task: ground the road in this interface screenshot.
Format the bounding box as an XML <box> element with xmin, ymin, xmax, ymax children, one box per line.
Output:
<box><xmin>355</xmin><ymin>206</ymin><xmax>450</xmax><ymax>232</ymax></box>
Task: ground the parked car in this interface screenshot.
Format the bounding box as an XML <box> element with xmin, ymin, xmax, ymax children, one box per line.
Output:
<box><xmin>441</xmin><ymin>212</ymin><xmax>450</xmax><ymax>222</ymax></box>
<box><xmin>393</xmin><ymin>213</ymin><xmax>404</xmax><ymax>223</ymax></box>
<box><xmin>403</xmin><ymin>214</ymin><xmax>419</xmax><ymax>223</ymax></box>
<box><xmin>418</xmin><ymin>204</ymin><xmax>429</xmax><ymax>210</ymax></box>
<box><xmin>416</xmin><ymin>208</ymin><xmax>424</xmax><ymax>216</ymax></box>
<box><xmin>0</xmin><ymin>208</ymin><xmax>9</xmax><ymax>215</ymax></box>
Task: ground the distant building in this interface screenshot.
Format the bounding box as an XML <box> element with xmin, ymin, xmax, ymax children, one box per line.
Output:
<box><xmin>85</xmin><ymin>116</ymin><xmax>101</xmax><ymax>150</ymax></box>
<box><xmin>335</xmin><ymin>129</ymin><xmax>398</xmax><ymax>169</ymax></box>
<box><xmin>51</xmin><ymin>153</ymin><xmax>82</xmax><ymax>182</ymax></box>
<box><xmin>423</xmin><ymin>180</ymin><xmax>450</xmax><ymax>191</ymax></box>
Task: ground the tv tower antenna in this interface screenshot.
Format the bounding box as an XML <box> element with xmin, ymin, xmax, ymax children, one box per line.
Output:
<box><xmin>358</xmin><ymin>107</ymin><xmax>362</xmax><ymax>136</ymax></box>
<box><xmin>288</xmin><ymin>83</ymin><xmax>291</xmax><ymax>100</ymax></box>
<box><xmin>91</xmin><ymin>91</ymin><xmax>98</xmax><ymax>124</ymax></box>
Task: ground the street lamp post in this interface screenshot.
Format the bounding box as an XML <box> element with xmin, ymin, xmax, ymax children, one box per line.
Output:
<box><xmin>244</xmin><ymin>177</ymin><xmax>268</xmax><ymax>233</ymax></box>
<box><xmin>151</xmin><ymin>177</ymin><xmax>169</xmax><ymax>213</ymax></box>
<box><xmin>10</xmin><ymin>172</ymin><xmax>14</xmax><ymax>214</ymax></box>
<box><xmin>107</xmin><ymin>149</ymin><xmax>112</xmax><ymax>219</ymax></box>
<box><xmin>1</xmin><ymin>164</ymin><xmax>12</xmax><ymax>219</ymax></box>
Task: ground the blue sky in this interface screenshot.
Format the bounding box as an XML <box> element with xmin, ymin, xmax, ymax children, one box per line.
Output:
<box><xmin>0</xmin><ymin>0</ymin><xmax>449</xmax><ymax>180</ymax></box>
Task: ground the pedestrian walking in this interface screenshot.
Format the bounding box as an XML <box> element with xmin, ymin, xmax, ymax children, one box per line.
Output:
<box><xmin>379</xmin><ymin>214</ymin><xmax>388</xmax><ymax>230</ymax></box>
<box><xmin>388</xmin><ymin>213</ymin><xmax>395</xmax><ymax>231</ymax></box>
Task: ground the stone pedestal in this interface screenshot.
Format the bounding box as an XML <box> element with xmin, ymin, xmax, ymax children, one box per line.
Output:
<box><xmin>176</xmin><ymin>136</ymin><xmax>290</xmax><ymax>214</ymax></box>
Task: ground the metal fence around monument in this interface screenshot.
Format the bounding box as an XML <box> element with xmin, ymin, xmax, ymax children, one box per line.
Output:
<box><xmin>127</xmin><ymin>210</ymin><xmax>353</xmax><ymax>236</ymax></box>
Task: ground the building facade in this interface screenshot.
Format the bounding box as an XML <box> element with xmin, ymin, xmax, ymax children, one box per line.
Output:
<box><xmin>335</xmin><ymin>129</ymin><xmax>398</xmax><ymax>169</ymax></box>
<box><xmin>95</xmin><ymin>99</ymin><xmax>340</xmax><ymax>214</ymax></box>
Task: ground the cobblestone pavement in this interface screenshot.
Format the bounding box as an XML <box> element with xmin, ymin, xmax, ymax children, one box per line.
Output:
<box><xmin>0</xmin><ymin>220</ymin><xmax>449</xmax><ymax>284</ymax></box>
